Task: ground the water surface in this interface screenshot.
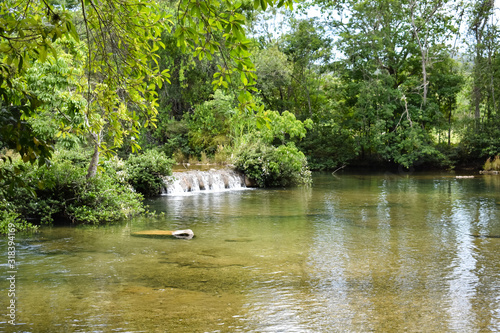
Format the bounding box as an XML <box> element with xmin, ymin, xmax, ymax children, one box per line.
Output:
<box><xmin>1</xmin><ymin>172</ymin><xmax>500</xmax><ymax>332</ymax></box>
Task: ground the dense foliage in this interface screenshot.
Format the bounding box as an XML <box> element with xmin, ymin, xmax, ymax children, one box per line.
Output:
<box><xmin>233</xmin><ymin>134</ymin><xmax>311</xmax><ymax>187</ymax></box>
<box><xmin>484</xmin><ymin>155</ymin><xmax>500</xmax><ymax>171</ymax></box>
<box><xmin>125</xmin><ymin>149</ymin><xmax>174</xmax><ymax>197</ymax></box>
<box><xmin>0</xmin><ymin>150</ymin><xmax>144</xmax><ymax>231</ymax></box>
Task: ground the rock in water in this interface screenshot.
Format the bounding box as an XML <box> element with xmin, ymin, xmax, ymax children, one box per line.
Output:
<box><xmin>172</xmin><ymin>229</ymin><xmax>195</xmax><ymax>239</ymax></box>
<box><xmin>131</xmin><ymin>229</ymin><xmax>194</xmax><ymax>239</ymax></box>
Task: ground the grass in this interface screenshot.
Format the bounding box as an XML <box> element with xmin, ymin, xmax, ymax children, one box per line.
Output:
<box><xmin>484</xmin><ymin>155</ymin><xmax>500</xmax><ymax>171</ymax></box>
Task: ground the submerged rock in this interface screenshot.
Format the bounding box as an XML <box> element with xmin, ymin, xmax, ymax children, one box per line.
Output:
<box><xmin>131</xmin><ymin>229</ymin><xmax>194</xmax><ymax>240</ymax></box>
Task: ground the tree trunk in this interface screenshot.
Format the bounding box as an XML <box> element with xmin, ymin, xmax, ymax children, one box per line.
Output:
<box><xmin>304</xmin><ymin>72</ymin><xmax>312</xmax><ymax>117</ymax></box>
<box><xmin>409</xmin><ymin>3</ymin><xmax>429</xmax><ymax>108</ymax></box>
<box><xmin>489</xmin><ymin>51</ymin><xmax>496</xmax><ymax>122</ymax></box>
<box><xmin>86</xmin><ymin>133</ymin><xmax>101</xmax><ymax>179</ymax></box>
<box><xmin>448</xmin><ymin>104</ymin><xmax>452</xmax><ymax>147</ymax></box>
<box><xmin>470</xmin><ymin>0</ymin><xmax>494</xmax><ymax>129</ymax></box>
<box><xmin>473</xmin><ymin>53</ymin><xmax>483</xmax><ymax>127</ymax></box>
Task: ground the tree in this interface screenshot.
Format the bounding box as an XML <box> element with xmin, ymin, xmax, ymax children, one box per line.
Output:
<box><xmin>280</xmin><ymin>18</ymin><xmax>332</xmax><ymax>118</ymax></box>
<box><xmin>0</xmin><ymin>0</ymin><xmax>78</xmax><ymax>166</ymax></box>
<box><xmin>428</xmin><ymin>50</ymin><xmax>464</xmax><ymax>147</ymax></box>
<box><xmin>76</xmin><ymin>0</ymin><xmax>170</xmax><ymax>178</ymax></box>
<box><xmin>312</xmin><ymin>0</ymin><xmax>462</xmax><ymax>167</ymax></box>
<box><xmin>253</xmin><ymin>45</ymin><xmax>293</xmax><ymax>111</ymax></box>
<box><xmin>173</xmin><ymin>0</ymin><xmax>294</xmax><ymax>128</ymax></box>
<box><xmin>1</xmin><ymin>0</ymin><xmax>296</xmax><ymax>183</ymax></box>
<box><xmin>408</xmin><ymin>0</ymin><xmax>457</xmax><ymax>107</ymax></box>
<box><xmin>0</xmin><ymin>0</ymin><xmax>80</xmax><ymax>194</ymax></box>
<box><xmin>468</xmin><ymin>0</ymin><xmax>494</xmax><ymax>127</ymax></box>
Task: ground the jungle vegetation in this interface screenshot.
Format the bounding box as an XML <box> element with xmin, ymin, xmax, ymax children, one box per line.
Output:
<box><xmin>1</xmin><ymin>0</ymin><xmax>499</xmax><ymax>230</ymax></box>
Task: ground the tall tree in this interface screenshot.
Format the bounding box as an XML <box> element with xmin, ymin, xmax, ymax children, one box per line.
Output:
<box><xmin>253</xmin><ymin>45</ymin><xmax>293</xmax><ymax>112</ymax></box>
<box><xmin>314</xmin><ymin>0</ymin><xmax>461</xmax><ymax>166</ymax></box>
<box><xmin>1</xmin><ymin>0</ymin><xmax>295</xmax><ymax>184</ymax></box>
<box><xmin>0</xmin><ymin>0</ymin><xmax>78</xmax><ymax>166</ymax></box>
<box><xmin>468</xmin><ymin>0</ymin><xmax>494</xmax><ymax>127</ymax></box>
<box><xmin>77</xmin><ymin>0</ymin><xmax>169</xmax><ymax>178</ymax></box>
<box><xmin>280</xmin><ymin>18</ymin><xmax>332</xmax><ymax>118</ymax></box>
<box><xmin>408</xmin><ymin>0</ymin><xmax>456</xmax><ymax>108</ymax></box>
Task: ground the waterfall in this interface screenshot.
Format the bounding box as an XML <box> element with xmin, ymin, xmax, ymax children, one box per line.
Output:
<box><xmin>163</xmin><ymin>168</ymin><xmax>247</xmax><ymax>195</ymax></box>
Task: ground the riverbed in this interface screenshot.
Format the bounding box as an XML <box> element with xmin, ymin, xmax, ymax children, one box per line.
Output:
<box><xmin>1</xmin><ymin>171</ymin><xmax>499</xmax><ymax>332</ymax></box>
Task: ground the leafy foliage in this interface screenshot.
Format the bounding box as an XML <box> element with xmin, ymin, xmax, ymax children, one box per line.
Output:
<box><xmin>298</xmin><ymin>121</ymin><xmax>356</xmax><ymax>170</ymax></box>
<box><xmin>125</xmin><ymin>149</ymin><xmax>174</xmax><ymax>197</ymax></box>
<box><xmin>0</xmin><ymin>200</ymin><xmax>38</xmax><ymax>234</ymax></box>
<box><xmin>0</xmin><ymin>150</ymin><xmax>144</xmax><ymax>226</ymax></box>
<box><xmin>260</xmin><ymin>110</ymin><xmax>313</xmax><ymax>145</ymax></box>
<box><xmin>233</xmin><ymin>133</ymin><xmax>311</xmax><ymax>187</ymax></box>
<box><xmin>184</xmin><ymin>90</ymin><xmax>236</xmax><ymax>154</ymax></box>
<box><xmin>253</xmin><ymin>46</ymin><xmax>293</xmax><ymax>111</ymax></box>
<box><xmin>461</xmin><ymin>119</ymin><xmax>500</xmax><ymax>160</ymax></box>
<box><xmin>484</xmin><ymin>155</ymin><xmax>500</xmax><ymax>171</ymax></box>
<box><xmin>0</xmin><ymin>0</ymin><xmax>77</xmax><ymax>169</ymax></box>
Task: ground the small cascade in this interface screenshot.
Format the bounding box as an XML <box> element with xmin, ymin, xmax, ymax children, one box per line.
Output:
<box><xmin>163</xmin><ymin>168</ymin><xmax>247</xmax><ymax>195</ymax></box>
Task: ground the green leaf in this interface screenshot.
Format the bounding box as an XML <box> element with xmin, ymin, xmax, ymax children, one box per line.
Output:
<box><xmin>18</xmin><ymin>55</ymin><xmax>23</xmax><ymax>73</ymax></box>
<box><xmin>260</xmin><ymin>0</ymin><xmax>268</xmax><ymax>10</ymax></box>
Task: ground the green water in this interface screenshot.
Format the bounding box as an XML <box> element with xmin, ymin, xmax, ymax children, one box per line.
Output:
<box><xmin>1</xmin><ymin>172</ymin><xmax>500</xmax><ymax>332</ymax></box>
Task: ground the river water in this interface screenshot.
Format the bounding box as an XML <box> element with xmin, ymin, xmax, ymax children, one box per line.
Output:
<box><xmin>1</xmin><ymin>171</ymin><xmax>500</xmax><ymax>332</ymax></box>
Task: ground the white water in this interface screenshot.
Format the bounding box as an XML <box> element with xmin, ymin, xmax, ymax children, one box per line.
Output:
<box><xmin>162</xmin><ymin>168</ymin><xmax>247</xmax><ymax>195</ymax></box>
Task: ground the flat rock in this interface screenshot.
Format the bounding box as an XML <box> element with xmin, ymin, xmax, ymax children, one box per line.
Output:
<box><xmin>132</xmin><ymin>229</ymin><xmax>194</xmax><ymax>239</ymax></box>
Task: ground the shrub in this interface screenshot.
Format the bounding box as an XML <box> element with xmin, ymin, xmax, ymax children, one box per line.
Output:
<box><xmin>184</xmin><ymin>90</ymin><xmax>235</xmax><ymax>155</ymax></box>
<box><xmin>233</xmin><ymin>134</ymin><xmax>311</xmax><ymax>187</ymax></box>
<box><xmin>1</xmin><ymin>149</ymin><xmax>145</xmax><ymax>228</ymax></box>
<box><xmin>214</xmin><ymin>145</ymin><xmax>231</xmax><ymax>165</ymax></box>
<box><xmin>125</xmin><ymin>149</ymin><xmax>174</xmax><ymax>197</ymax></box>
<box><xmin>0</xmin><ymin>201</ymin><xmax>38</xmax><ymax>234</ymax></box>
<box><xmin>484</xmin><ymin>155</ymin><xmax>500</xmax><ymax>171</ymax></box>
<box><xmin>298</xmin><ymin>122</ymin><xmax>356</xmax><ymax>170</ymax></box>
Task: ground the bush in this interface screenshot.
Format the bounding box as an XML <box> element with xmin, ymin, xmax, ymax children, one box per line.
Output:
<box><xmin>460</xmin><ymin>120</ymin><xmax>500</xmax><ymax>161</ymax></box>
<box><xmin>484</xmin><ymin>155</ymin><xmax>500</xmax><ymax>171</ymax></box>
<box><xmin>125</xmin><ymin>149</ymin><xmax>174</xmax><ymax>197</ymax></box>
<box><xmin>183</xmin><ymin>90</ymin><xmax>235</xmax><ymax>155</ymax></box>
<box><xmin>1</xmin><ymin>149</ymin><xmax>145</xmax><ymax>228</ymax></box>
<box><xmin>0</xmin><ymin>201</ymin><xmax>38</xmax><ymax>234</ymax></box>
<box><xmin>298</xmin><ymin>122</ymin><xmax>356</xmax><ymax>170</ymax></box>
<box><xmin>233</xmin><ymin>134</ymin><xmax>311</xmax><ymax>187</ymax></box>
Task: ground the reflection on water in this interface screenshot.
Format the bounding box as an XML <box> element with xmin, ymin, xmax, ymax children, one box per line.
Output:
<box><xmin>1</xmin><ymin>172</ymin><xmax>500</xmax><ymax>332</ymax></box>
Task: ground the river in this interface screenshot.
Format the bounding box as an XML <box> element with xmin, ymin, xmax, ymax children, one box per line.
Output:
<box><xmin>1</xmin><ymin>171</ymin><xmax>500</xmax><ymax>332</ymax></box>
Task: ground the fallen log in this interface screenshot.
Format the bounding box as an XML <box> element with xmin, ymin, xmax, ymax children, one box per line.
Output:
<box><xmin>131</xmin><ymin>229</ymin><xmax>194</xmax><ymax>239</ymax></box>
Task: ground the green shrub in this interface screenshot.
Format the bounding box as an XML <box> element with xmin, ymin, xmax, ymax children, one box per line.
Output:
<box><xmin>0</xmin><ymin>201</ymin><xmax>38</xmax><ymax>234</ymax></box>
<box><xmin>1</xmin><ymin>149</ymin><xmax>145</xmax><ymax>228</ymax></box>
<box><xmin>298</xmin><ymin>122</ymin><xmax>356</xmax><ymax>170</ymax></box>
<box><xmin>484</xmin><ymin>155</ymin><xmax>500</xmax><ymax>171</ymax></box>
<box><xmin>125</xmin><ymin>149</ymin><xmax>174</xmax><ymax>197</ymax></box>
<box><xmin>233</xmin><ymin>134</ymin><xmax>311</xmax><ymax>187</ymax></box>
<box><xmin>184</xmin><ymin>90</ymin><xmax>235</xmax><ymax>155</ymax></box>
